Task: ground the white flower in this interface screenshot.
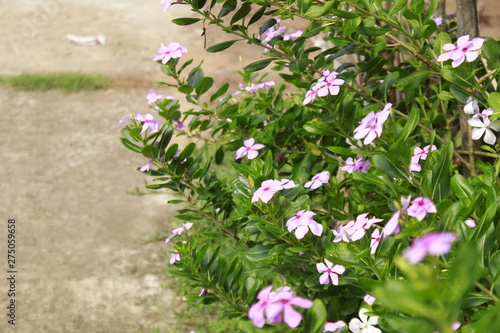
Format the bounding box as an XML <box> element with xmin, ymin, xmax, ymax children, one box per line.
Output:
<box><xmin>349</xmin><ymin>308</ymin><xmax>381</xmax><ymax>333</ymax></box>
<box><xmin>468</xmin><ymin>117</ymin><xmax>500</xmax><ymax>145</ymax></box>
<box><xmin>464</xmin><ymin>97</ymin><xmax>479</xmax><ymax>115</ymax></box>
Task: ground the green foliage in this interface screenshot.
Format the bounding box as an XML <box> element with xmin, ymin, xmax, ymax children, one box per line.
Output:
<box><xmin>0</xmin><ymin>72</ymin><xmax>110</xmax><ymax>92</ymax></box>
<box><xmin>120</xmin><ymin>0</ymin><xmax>500</xmax><ymax>332</ymax></box>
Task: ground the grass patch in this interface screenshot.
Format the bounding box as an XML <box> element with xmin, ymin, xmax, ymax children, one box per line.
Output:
<box><xmin>0</xmin><ymin>72</ymin><xmax>111</xmax><ymax>92</ymax></box>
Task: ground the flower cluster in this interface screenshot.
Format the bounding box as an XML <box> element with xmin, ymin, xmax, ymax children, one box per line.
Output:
<box><xmin>153</xmin><ymin>42</ymin><xmax>187</xmax><ymax>64</ymax></box>
<box><xmin>248</xmin><ymin>286</ymin><xmax>313</xmax><ymax>328</ymax></box>
<box><xmin>165</xmin><ymin>223</ymin><xmax>193</xmax><ymax>243</ymax></box>
<box><xmin>342</xmin><ymin>157</ymin><xmax>371</xmax><ymax>173</ymax></box>
<box><xmin>409</xmin><ymin>145</ymin><xmax>437</xmax><ymax>172</ymax></box>
<box><xmin>332</xmin><ymin>213</ymin><xmax>383</xmax><ymax>254</ymax></box>
<box><xmin>464</xmin><ymin>99</ymin><xmax>500</xmax><ymax>145</ymax></box>
<box><xmin>260</xmin><ymin>20</ymin><xmax>302</xmax><ymax>50</ymax></box>
<box><xmin>437</xmin><ymin>35</ymin><xmax>485</xmax><ymax>68</ymax></box>
<box><xmin>382</xmin><ymin>195</ymin><xmax>437</xmax><ymax>239</ymax></box>
<box><xmin>286</xmin><ymin>210</ymin><xmax>323</xmax><ymax>239</ymax></box>
<box><xmin>353</xmin><ymin>103</ymin><xmax>391</xmax><ymax>145</ymax></box>
<box><xmin>303</xmin><ymin>70</ymin><xmax>345</xmax><ymax>105</ymax></box>
<box><xmin>251</xmin><ymin>179</ymin><xmax>296</xmax><ymax>203</ymax></box>
<box><xmin>233</xmin><ymin>80</ymin><xmax>275</xmax><ymax>95</ymax></box>
<box><xmin>118</xmin><ymin>112</ymin><xmax>160</xmax><ymax>135</ymax></box>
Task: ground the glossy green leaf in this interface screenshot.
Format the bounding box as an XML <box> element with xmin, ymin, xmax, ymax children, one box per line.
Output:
<box><xmin>388</xmin><ymin>0</ymin><xmax>407</xmax><ymax>16</ymax></box>
<box><xmin>397</xmin><ymin>71</ymin><xmax>432</xmax><ymax>92</ymax></box>
<box><xmin>450</xmin><ymin>174</ymin><xmax>474</xmax><ymax>206</ymax></box>
<box><xmin>210</xmin><ymin>83</ymin><xmax>229</xmax><ymax>103</ymax></box>
<box><xmin>230</xmin><ymin>3</ymin><xmax>251</xmax><ymax>24</ymax></box>
<box><xmin>304</xmin><ymin>299</ymin><xmax>327</xmax><ymax>333</ymax></box>
<box><xmin>206</xmin><ymin>40</ymin><xmax>239</xmax><ymax>53</ymax></box>
<box><xmin>195</xmin><ymin>76</ymin><xmax>214</xmax><ymax>96</ymax></box>
<box><xmin>120</xmin><ymin>138</ymin><xmax>142</xmax><ymax>154</ymax></box>
<box><xmin>142</xmin><ymin>145</ymin><xmax>159</xmax><ymax>159</ymax></box>
<box><xmin>171</xmin><ymin>18</ymin><xmax>202</xmax><ymax>26</ymax></box>
<box><xmin>244</xmin><ymin>58</ymin><xmax>275</xmax><ymax>72</ymax></box>
<box><xmin>396</xmin><ymin>104</ymin><xmax>420</xmax><ymax>141</ymax></box>
<box><xmin>431</xmin><ymin>142</ymin><xmax>453</xmax><ymax>202</ymax></box>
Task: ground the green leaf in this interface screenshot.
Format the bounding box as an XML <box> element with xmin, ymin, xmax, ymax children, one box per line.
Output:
<box><xmin>230</xmin><ymin>3</ymin><xmax>251</xmax><ymax>24</ymax></box>
<box><xmin>487</xmin><ymin>92</ymin><xmax>500</xmax><ymax>115</ymax></box>
<box><xmin>246</xmin><ymin>244</ymin><xmax>273</xmax><ymax>262</ymax></box>
<box><xmin>434</xmin><ymin>32</ymin><xmax>451</xmax><ymax>55</ymax></box>
<box><xmin>326</xmin><ymin>146</ymin><xmax>357</xmax><ymax>157</ymax></box>
<box><xmin>195</xmin><ymin>76</ymin><xmax>214</xmax><ymax>96</ymax></box>
<box><xmin>142</xmin><ymin>145</ymin><xmax>159</xmax><ymax>159</ymax></box>
<box><xmin>244</xmin><ymin>58</ymin><xmax>275</xmax><ymax>72</ymax></box>
<box><xmin>120</xmin><ymin>138</ymin><xmax>142</xmax><ymax>153</ymax></box>
<box><xmin>352</xmin><ymin>172</ymin><xmax>389</xmax><ymax>187</ymax></box>
<box><xmin>431</xmin><ymin>142</ymin><xmax>453</xmax><ymax>202</ymax></box>
<box><xmin>396</xmin><ymin>71</ymin><xmax>432</xmax><ymax>92</ymax></box>
<box><xmin>304</xmin><ymin>299</ymin><xmax>327</xmax><ymax>333</ymax></box>
<box><xmin>380</xmin><ymin>71</ymin><xmax>399</xmax><ymax>96</ymax></box>
<box><xmin>187</xmin><ymin>67</ymin><xmax>204</xmax><ymax>88</ymax></box>
<box><xmin>354</xmin><ymin>27</ymin><xmax>392</xmax><ymax>36</ymax></box>
<box><xmin>171</xmin><ymin>18</ymin><xmax>202</xmax><ymax>26</ymax></box>
<box><xmin>303</xmin><ymin>121</ymin><xmax>337</xmax><ymax>135</ymax></box>
<box><xmin>164</xmin><ymin>143</ymin><xmax>179</xmax><ymax>161</ymax></box>
<box><xmin>158</xmin><ymin>127</ymin><xmax>174</xmax><ymax>156</ymax></box>
<box><xmin>218</xmin><ymin>0</ymin><xmax>237</xmax><ymax>18</ymax></box>
<box><xmin>441</xmin><ymin>66</ymin><xmax>473</xmax><ymax>88</ymax></box>
<box><xmin>206</xmin><ymin>40</ymin><xmax>239</xmax><ymax>53</ymax></box>
<box><xmin>304</xmin><ymin>5</ymin><xmax>325</xmax><ymax>18</ymax></box>
<box><xmin>248</xmin><ymin>6</ymin><xmax>266</xmax><ymax>26</ymax></box>
<box><xmin>178</xmin><ymin>142</ymin><xmax>196</xmax><ymax>161</ymax></box>
<box><xmin>396</xmin><ymin>104</ymin><xmax>420</xmax><ymax>141</ymax></box>
<box><xmin>330</xmin><ymin>9</ymin><xmax>360</xmax><ymax>19</ymax></box>
<box><xmin>258</xmin><ymin>19</ymin><xmax>277</xmax><ymax>36</ymax></box>
<box><xmin>388</xmin><ymin>0</ymin><xmax>407</xmax><ymax>16</ymax></box>
<box><xmin>450</xmin><ymin>174</ymin><xmax>473</xmax><ymax>206</ymax></box>
<box><xmin>482</xmin><ymin>37</ymin><xmax>500</xmax><ymax>70</ymax></box>
<box><xmin>209</xmin><ymin>83</ymin><xmax>229</xmax><ymax>103</ymax></box>
<box><xmin>372</xmin><ymin>154</ymin><xmax>409</xmax><ymax>181</ymax></box>
<box><xmin>489</xmin><ymin>251</ymin><xmax>500</xmax><ymax>294</ymax></box>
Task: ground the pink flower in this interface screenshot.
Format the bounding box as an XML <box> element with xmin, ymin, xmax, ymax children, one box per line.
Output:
<box><xmin>169</xmin><ymin>251</ymin><xmax>180</xmax><ymax>265</ymax></box>
<box><xmin>316</xmin><ymin>258</ymin><xmax>345</xmax><ymax>285</ymax></box>
<box><xmin>303</xmin><ymin>85</ymin><xmax>320</xmax><ymax>105</ymax></box>
<box><xmin>403</xmin><ymin>232</ymin><xmax>457</xmax><ymax>264</ymax></box>
<box><xmin>332</xmin><ymin>214</ymin><xmax>381</xmax><ymax>243</ymax></box>
<box><xmin>147</xmin><ymin>89</ymin><xmax>163</xmax><ymax>105</ymax></box>
<box><xmin>342</xmin><ymin>157</ymin><xmax>371</xmax><ymax>173</ymax></box>
<box><xmin>316</xmin><ymin>71</ymin><xmax>345</xmax><ymax>97</ymax></box>
<box><xmin>153</xmin><ymin>42</ymin><xmax>187</xmax><ymax>64</ymax></box>
<box><xmin>413</xmin><ymin>145</ymin><xmax>437</xmax><ymax>160</ymax></box>
<box><xmin>165</xmin><ymin>223</ymin><xmax>193</xmax><ymax>243</ymax></box>
<box><xmin>140</xmin><ymin>159</ymin><xmax>153</xmax><ymax>172</ymax></box>
<box><xmin>160</xmin><ymin>0</ymin><xmax>173</xmax><ymax>12</ymax></box>
<box><xmin>353</xmin><ymin>103</ymin><xmax>391</xmax><ymax>145</ymax></box>
<box><xmin>286</xmin><ymin>210</ymin><xmax>323</xmax><ymax>239</ymax></box>
<box><xmin>283</xmin><ymin>30</ymin><xmax>303</xmax><ymax>41</ymax></box>
<box><xmin>252</xmin><ymin>179</ymin><xmax>284</xmax><ymax>203</ymax></box>
<box><xmin>173</xmin><ymin>119</ymin><xmax>184</xmax><ymax>130</ymax></box>
<box><xmin>324</xmin><ymin>321</ymin><xmax>346</xmax><ymax>332</ymax></box>
<box><xmin>437</xmin><ymin>35</ymin><xmax>485</xmax><ymax>68</ymax></box>
<box><xmin>407</xmin><ymin>197</ymin><xmax>436</xmax><ymax>221</ymax></box>
<box><xmin>235</xmin><ymin>138</ymin><xmax>265</xmax><ymax>160</ymax></box>
<box><xmin>370</xmin><ymin>229</ymin><xmax>381</xmax><ymax>254</ymax></box>
<box><xmin>280</xmin><ymin>179</ymin><xmax>296</xmax><ymax>189</ymax></box>
<box><xmin>364</xmin><ymin>294</ymin><xmax>376</xmax><ymax>305</ymax></box>
<box><xmin>234</xmin><ymin>81</ymin><xmax>275</xmax><ymax>95</ymax></box>
<box><xmin>382</xmin><ymin>210</ymin><xmax>401</xmax><ymax>238</ymax></box>
<box><xmin>432</xmin><ymin>17</ymin><xmax>443</xmax><ymax>26</ymax></box>
<box><xmin>249</xmin><ymin>286</ymin><xmax>313</xmax><ymax>328</ymax></box>
<box><xmin>305</xmin><ymin>171</ymin><xmax>330</xmax><ymax>190</ymax></box>
<box><xmin>135</xmin><ymin>113</ymin><xmax>160</xmax><ymax>134</ymax></box>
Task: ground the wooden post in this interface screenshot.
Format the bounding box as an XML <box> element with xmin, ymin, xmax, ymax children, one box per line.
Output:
<box><xmin>456</xmin><ymin>0</ymin><xmax>479</xmax><ymax>177</ymax></box>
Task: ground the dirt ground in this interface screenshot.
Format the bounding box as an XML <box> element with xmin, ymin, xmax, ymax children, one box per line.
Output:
<box><xmin>0</xmin><ymin>1</ymin><xmax>499</xmax><ymax>333</ymax></box>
